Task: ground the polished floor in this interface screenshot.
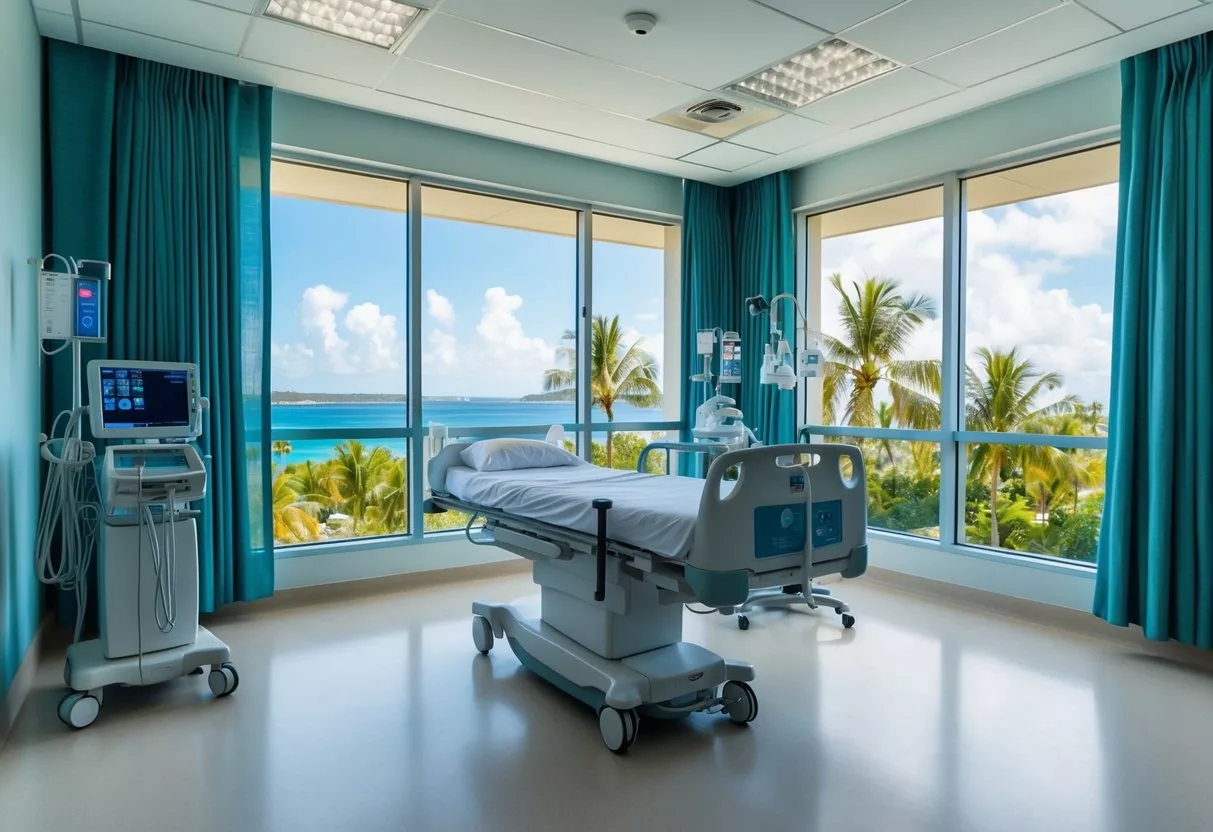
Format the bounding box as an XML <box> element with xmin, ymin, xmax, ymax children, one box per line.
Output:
<box><xmin>3</xmin><ymin>572</ymin><xmax>1213</xmax><ymax>832</ymax></box>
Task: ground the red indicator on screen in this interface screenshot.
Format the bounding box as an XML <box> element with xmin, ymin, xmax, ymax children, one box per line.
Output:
<box><xmin>78</xmin><ymin>287</ymin><xmax>93</xmax><ymax>298</ymax></box>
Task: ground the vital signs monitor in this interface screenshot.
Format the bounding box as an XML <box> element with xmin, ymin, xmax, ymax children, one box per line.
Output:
<box><xmin>87</xmin><ymin>360</ymin><xmax>203</xmax><ymax>439</ymax></box>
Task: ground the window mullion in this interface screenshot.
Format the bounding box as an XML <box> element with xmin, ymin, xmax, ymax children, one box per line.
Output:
<box><xmin>939</xmin><ymin>173</ymin><xmax>963</xmax><ymax>547</ymax></box>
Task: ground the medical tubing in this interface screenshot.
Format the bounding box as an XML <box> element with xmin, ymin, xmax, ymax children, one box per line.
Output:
<box><xmin>592</xmin><ymin>499</ymin><xmax>612</xmax><ymax>603</ymax></box>
<box><xmin>35</xmin><ymin>406</ymin><xmax>99</xmax><ymax>643</ymax></box>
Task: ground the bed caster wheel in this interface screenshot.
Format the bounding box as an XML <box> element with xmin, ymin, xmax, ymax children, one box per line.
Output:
<box><xmin>472</xmin><ymin>614</ymin><xmax>494</xmax><ymax>654</ymax></box>
<box><xmin>737</xmin><ymin>615</ymin><xmax>750</xmax><ymax>631</ymax></box>
<box><xmin>722</xmin><ymin>681</ymin><xmax>758</xmax><ymax>725</ymax></box>
<box><xmin>841</xmin><ymin>614</ymin><xmax>855</xmax><ymax>629</ymax></box>
<box><xmin>58</xmin><ymin>692</ymin><xmax>100</xmax><ymax>730</ymax></box>
<box><xmin>598</xmin><ymin>706</ymin><xmax>639</xmax><ymax>753</ymax></box>
<box><xmin>208</xmin><ymin>663</ymin><xmax>239</xmax><ymax>698</ymax></box>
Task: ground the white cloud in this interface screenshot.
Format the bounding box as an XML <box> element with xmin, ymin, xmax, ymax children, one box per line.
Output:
<box><xmin>634</xmin><ymin>312</ymin><xmax>659</xmax><ymax>323</ymax></box>
<box><xmin>427</xmin><ymin>329</ymin><xmax>459</xmax><ymax>369</ymax></box>
<box><xmin>476</xmin><ymin>287</ymin><xmax>555</xmax><ymax>367</ymax></box>
<box><xmin>426</xmin><ymin>289</ymin><xmax>455</xmax><ymax>326</ymax></box>
<box><xmin>270</xmin><ymin>342</ymin><xmax>315</xmax><ymax>379</ymax></box>
<box><xmin>820</xmin><ymin>185</ymin><xmax>1117</xmax><ymax>406</ymax></box>
<box><xmin>344</xmin><ymin>302</ymin><xmax>403</xmax><ymax>372</ymax></box>
<box><xmin>289</xmin><ymin>284</ymin><xmax>406</xmax><ymax>378</ymax></box>
<box><xmin>301</xmin><ymin>284</ymin><xmax>351</xmax><ymax>371</ymax></box>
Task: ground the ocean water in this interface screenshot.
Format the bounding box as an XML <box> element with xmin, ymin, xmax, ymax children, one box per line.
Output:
<box><xmin>271</xmin><ymin>400</ymin><xmax>670</xmax><ymax>463</ymax></box>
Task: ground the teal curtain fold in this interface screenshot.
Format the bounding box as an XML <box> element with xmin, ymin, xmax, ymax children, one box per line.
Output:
<box><xmin>733</xmin><ymin>172</ymin><xmax>796</xmax><ymax>445</ymax></box>
<box><xmin>45</xmin><ymin>43</ymin><xmax>274</xmax><ymax>613</ymax></box>
<box><xmin>679</xmin><ymin>180</ymin><xmax>736</xmax><ymax>453</ymax></box>
<box><xmin>1094</xmin><ymin>34</ymin><xmax>1213</xmax><ymax>648</ymax></box>
<box><xmin>678</xmin><ymin>173</ymin><xmax>797</xmax><ymax>457</ymax></box>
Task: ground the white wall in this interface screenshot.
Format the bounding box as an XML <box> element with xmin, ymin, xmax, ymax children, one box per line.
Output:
<box><xmin>868</xmin><ymin>535</ymin><xmax>1096</xmax><ymax>612</ymax></box>
<box><xmin>792</xmin><ymin>67</ymin><xmax>1120</xmax><ymax>211</ymax></box>
<box><xmin>274</xmin><ymin>93</ymin><xmax>684</xmax><ymax>217</ymax></box>
<box><xmin>0</xmin><ymin>1</ymin><xmax>43</xmax><ymax>708</ymax></box>
<box><xmin>275</xmin><ymin>537</ymin><xmax>515</xmax><ymax>590</ymax></box>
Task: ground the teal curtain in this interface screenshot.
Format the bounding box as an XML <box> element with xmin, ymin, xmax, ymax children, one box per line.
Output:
<box><xmin>679</xmin><ymin>181</ymin><xmax>736</xmax><ymax>452</ymax></box>
<box><xmin>45</xmin><ymin>42</ymin><xmax>274</xmax><ymax>612</ymax></box>
<box><xmin>733</xmin><ymin>172</ymin><xmax>796</xmax><ymax>445</ymax></box>
<box><xmin>678</xmin><ymin>173</ymin><xmax>796</xmax><ymax>456</ymax></box>
<box><xmin>1093</xmin><ymin>34</ymin><xmax>1213</xmax><ymax>648</ymax></box>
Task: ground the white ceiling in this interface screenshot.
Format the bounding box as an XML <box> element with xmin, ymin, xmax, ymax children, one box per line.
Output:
<box><xmin>28</xmin><ymin>0</ymin><xmax>1213</xmax><ymax>186</ymax></box>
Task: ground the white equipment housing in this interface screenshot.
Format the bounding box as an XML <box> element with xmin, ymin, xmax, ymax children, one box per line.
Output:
<box><xmin>52</xmin><ymin>359</ymin><xmax>238</xmax><ymax>730</ymax></box>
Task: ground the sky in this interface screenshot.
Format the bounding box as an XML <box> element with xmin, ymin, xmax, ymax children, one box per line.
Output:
<box><xmin>820</xmin><ymin>183</ymin><xmax>1117</xmax><ymax>413</ymax></box>
<box><xmin>270</xmin><ymin>195</ymin><xmax>666</xmax><ymax>397</ymax></box>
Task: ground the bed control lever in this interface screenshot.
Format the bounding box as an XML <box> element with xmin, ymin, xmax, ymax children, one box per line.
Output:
<box><xmin>592</xmin><ymin>498</ymin><xmax>612</xmax><ymax>602</ymax></box>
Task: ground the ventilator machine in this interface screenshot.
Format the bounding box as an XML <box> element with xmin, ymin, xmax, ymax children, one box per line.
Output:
<box><xmin>31</xmin><ymin>254</ymin><xmax>238</xmax><ymax>731</ymax></box>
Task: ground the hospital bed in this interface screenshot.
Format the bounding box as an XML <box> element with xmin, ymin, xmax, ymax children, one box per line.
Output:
<box><xmin>426</xmin><ymin>440</ymin><xmax>868</xmax><ymax>752</ymax></box>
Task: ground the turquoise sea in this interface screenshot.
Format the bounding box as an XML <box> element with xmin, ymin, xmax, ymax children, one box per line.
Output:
<box><xmin>271</xmin><ymin>400</ymin><xmax>669</xmax><ymax>463</ymax></box>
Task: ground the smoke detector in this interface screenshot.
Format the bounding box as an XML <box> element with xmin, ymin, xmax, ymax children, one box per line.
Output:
<box><xmin>685</xmin><ymin>99</ymin><xmax>744</xmax><ymax>124</ymax></box>
<box><xmin>625</xmin><ymin>12</ymin><xmax>657</xmax><ymax>35</ymax></box>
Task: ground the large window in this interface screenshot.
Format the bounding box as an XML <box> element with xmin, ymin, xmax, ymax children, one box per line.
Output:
<box><xmin>590</xmin><ymin>215</ymin><xmax>680</xmax><ymax>470</ymax></box>
<box><xmin>269</xmin><ymin>163</ymin><xmax>410</xmax><ymax>546</ymax></box>
<box><xmin>805</xmin><ymin>188</ymin><xmax>944</xmax><ymax>539</ymax></box>
<box><xmin>960</xmin><ymin>147</ymin><xmax>1116</xmax><ymax>562</ymax></box>
<box><xmin>269</xmin><ymin>162</ymin><xmax>680</xmax><ymax>550</ymax></box>
<box><xmin>803</xmin><ymin>145</ymin><xmax>1116</xmax><ymax>564</ymax></box>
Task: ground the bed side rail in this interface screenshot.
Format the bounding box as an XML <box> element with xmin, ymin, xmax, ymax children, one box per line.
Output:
<box><xmin>636</xmin><ymin>440</ymin><xmax>727</xmax><ymax>476</ymax></box>
<box><xmin>689</xmin><ymin>443</ymin><xmax>868</xmax><ymax>579</ymax></box>
<box><xmin>428</xmin><ymin>442</ymin><xmax>474</xmax><ymax>495</ymax></box>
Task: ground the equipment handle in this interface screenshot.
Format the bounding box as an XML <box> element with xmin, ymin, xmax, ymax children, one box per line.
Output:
<box><xmin>592</xmin><ymin>498</ymin><xmax>612</xmax><ymax>602</ymax></box>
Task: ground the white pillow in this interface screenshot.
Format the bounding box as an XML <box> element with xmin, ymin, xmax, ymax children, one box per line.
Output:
<box><xmin>460</xmin><ymin>438</ymin><xmax>585</xmax><ymax>472</ymax></box>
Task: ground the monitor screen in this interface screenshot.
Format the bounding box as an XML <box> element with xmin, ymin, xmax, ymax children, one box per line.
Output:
<box><xmin>720</xmin><ymin>338</ymin><xmax>742</xmax><ymax>384</ymax></box>
<box><xmin>98</xmin><ymin>366</ymin><xmax>192</xmax><ymax>431</ymax></box>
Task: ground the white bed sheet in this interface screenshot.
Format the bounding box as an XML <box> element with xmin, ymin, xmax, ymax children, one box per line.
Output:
<box><xmin>444</xmin><ymin>465</ymin><xmax>720</xmax><ymax>560</ymax></box>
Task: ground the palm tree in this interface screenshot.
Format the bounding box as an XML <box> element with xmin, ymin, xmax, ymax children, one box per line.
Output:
<box><xmin>965</xmin><ymin>347</ymin><xmax>1079</xmax><ymax>548</ymax></box>
<box><xmin>271</xmin><ymin>473</ymin><xmax>322</xmax><ymax>544</ymax></box>
<box><xmin>821</xmin><ymin>275</ymin><xmax>941</xmax><ymax>429</ymax></box>
<box><xmin>543</xmin><ymin>315</ymin><xmax>662</xmax><ymax>467</ymax></box>
<box><xmin>329</xmin><ymin>440</ymin><xmax>394</xmax><ymax>533</ymax></box>
<box><xmin>272</xmin><ymin>439</ymin><xmax>292</xmax><ymax>468</ymax></box>
<box><xmin>873</xmin><ymin>402</ymin><xmax>897</xmax><ymax>469</ymax></box>
<box><xmin>288</xmin><ymin>459</ymin><xmax>338</xmax><ymax>515</ymax></box>
<box><xmin>367</xmin><ymin>457</ymin><xmax>408</xmax><ymax>533</ymax></box>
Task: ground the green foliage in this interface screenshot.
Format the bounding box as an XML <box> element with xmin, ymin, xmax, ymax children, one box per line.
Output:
<box><xmin>543</xmin><ymin>314</ymin><xmax>661</xmax><ymax>467</ymax></box>
<box><xmin>821</xmin><ymin>276</ymin><xmax>1107</xmax><ymax>563</ymax></box>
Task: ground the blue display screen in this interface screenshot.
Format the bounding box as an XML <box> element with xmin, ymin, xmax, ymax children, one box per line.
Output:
<box><xmin>114</xmin><ymin>453</ymin><xmax>188</xmax><ymax>469</ymax></box>
<box><xmin>99</xmin><ymin>367</ymin><xmax>191</xmax><ymax>430</ymax></box>
<box><xmin>74</xmin><ymin>278</ymin><xmax>101</xmax><ymax>339</ymax></box>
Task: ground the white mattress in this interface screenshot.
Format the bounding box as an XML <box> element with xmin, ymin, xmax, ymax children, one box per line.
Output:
<box><xmin>443</xmin><ymin>465</ymin><xmax>717</xmax><ymax>560</ymax></box>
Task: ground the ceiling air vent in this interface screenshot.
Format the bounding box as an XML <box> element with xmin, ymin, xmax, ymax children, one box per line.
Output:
<box><xmin>685</xmin><ymin>99</ymin><xmax>744</xmax><ymax>124</ymax></box>
<box><xmin>652</xmin><ymin>94</ymin><xmax>781</xmax><ymax>139</ymax></box>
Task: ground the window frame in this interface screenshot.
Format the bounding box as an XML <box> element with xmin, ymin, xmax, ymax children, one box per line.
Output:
<box><xmin>797</xmin><ymin>140</ymin><xmax>1117</xmax><ymax>569</ymax></box>
<box><xmin>268</xmin><ymin>154</ymin><xmax>682</xmax><ymax>557</ymax></box>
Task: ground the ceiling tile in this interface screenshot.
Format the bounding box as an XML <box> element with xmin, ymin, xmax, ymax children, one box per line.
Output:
<box><xmin>752</xmin><ymin>0</ymin><xmax>907</xmax><ymax>32</ymax></box>
<box><xmin>81</xmin><ymin>21</ymin><xmax>247</xmax><ymax>75</ymax></box>
<box><xmin>242</xmin><ymin>17</ymin><xmax>399</xmax><ymax>86</ymax></box>
<box><xmin>438</xmin><ymin>0</ymin><xmax>829</xmax><ymax>89</ymax></box>
<box><xmin>192</xmin><ymin>0</ymin><xmax>259</xmax><ymax>11</ymax></box>
<box><xmin>35</xmin><ymin>8</ymin><xmax>79</xmax><ymax>42</ymax></box>
<box><xmin>381</xmin><ymin>58</ymin><xmax>714</xmax><ymax>158</ymax></box>
<box><xmin>679</xmin><ymin>142</ymin><xmax>772</xmax><ymax>172</ymax></box>
<box><xmin>404</xmin><ymin>14</ymin><xmax>700</xmax><ymax>119</ymax></box>
<box><xmin>846</xmin><ymin>0</ymin><xmax>1060</xmax><ymax>64</ymax></box>
<box><xmin>1076</xmin><ymin>0</ymin><xmax>1201</xmax><ymax>30</ymax></box>
<box><xmin>918</xmin><ymin>3</ymin><xmax>1119</xmax><ymax>87</ymax></box>
<box><xmin>729</xmin><ymin>114</ymin><xmax>839</xmax><ymax>154</ymax></box>
<box><xmin>33</xmin><ymin>0</ymin><xmax>74</xmax><ymax>13</ymax></box>
<box><xmin>799</xmin><ymin>68</ymin><xmax>958</xmax><ymax>127</ymax></box>
<box><xmin>77</xmin><ymin>0</ymin><xmax>250</xmax><ymax>55</ymax></box>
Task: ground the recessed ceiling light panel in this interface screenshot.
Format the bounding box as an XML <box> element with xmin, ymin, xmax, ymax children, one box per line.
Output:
<box><xmin>729</xmin><ymin>39</ymin><xmax>899</xmax><ymax>110</ymax></box>
<box><xmin>263</xmin><ymin>0</ymin><xmax>424</xmax><ymax>50</ymax></box>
